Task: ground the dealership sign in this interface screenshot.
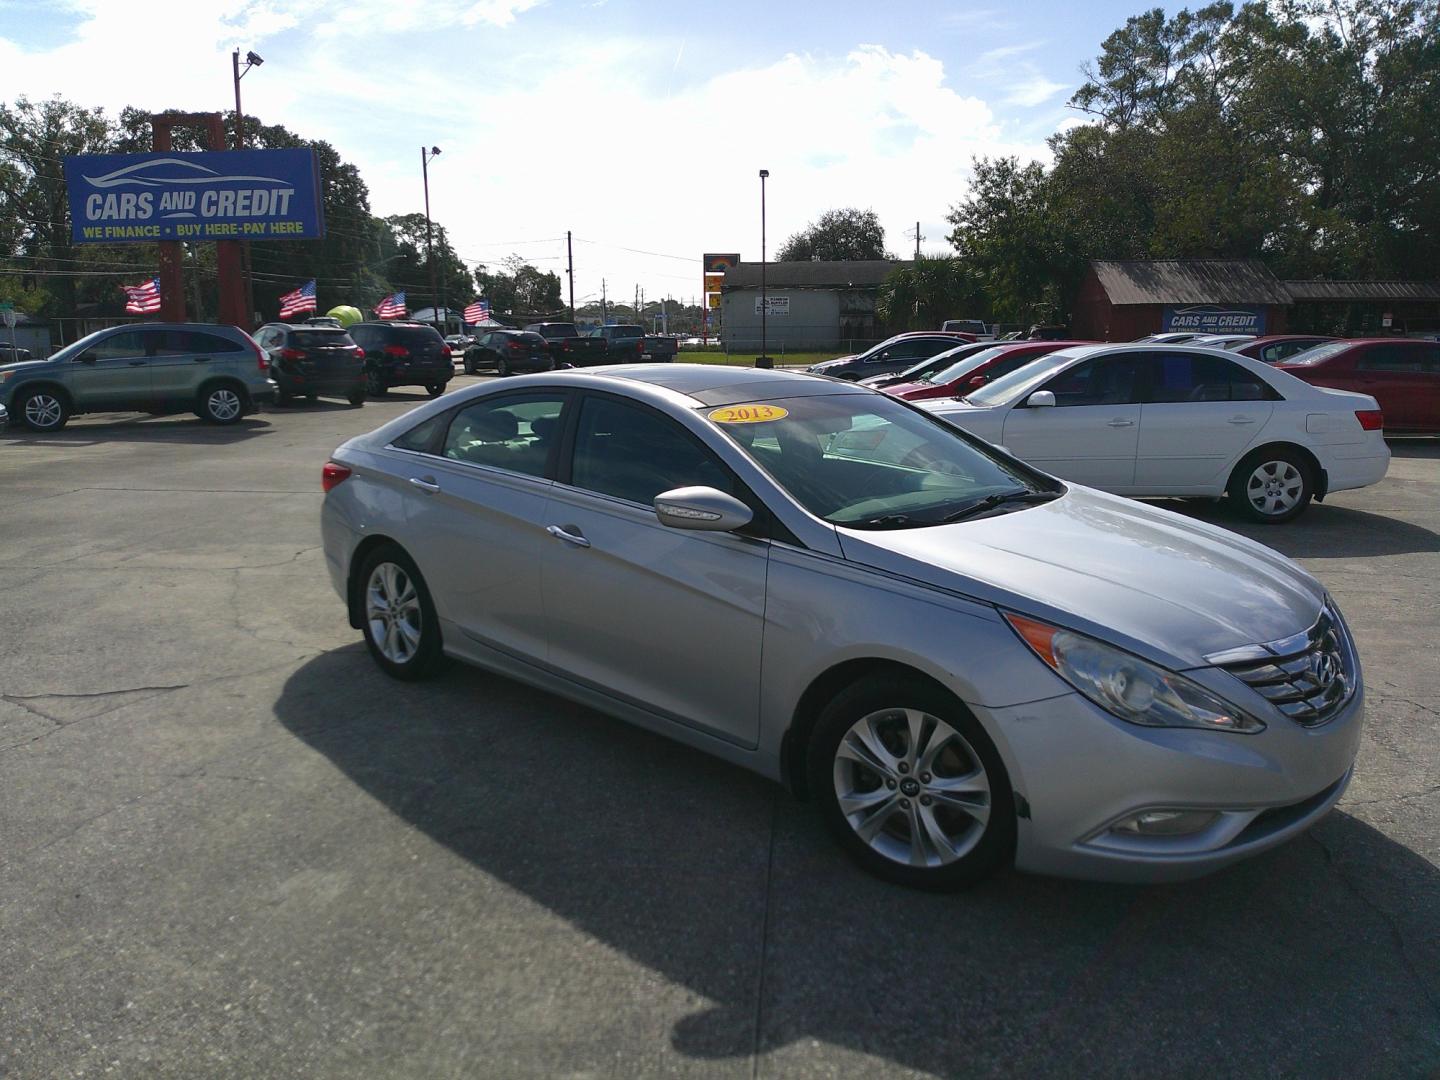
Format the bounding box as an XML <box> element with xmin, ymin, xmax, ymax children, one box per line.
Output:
<box><xmin>755</xmin><ymin>295</ymin><xmax>789</xmax><ymax>316</ymax></box>
<box><xmin>64</xmin><ymin>149</ymin><xmax>325</xmax><ymax>243</ymax></box>
<box><xmin>1162</xmin><ymin>304</ymin><xmax>1266</xmax><ymax>335</ymax></box>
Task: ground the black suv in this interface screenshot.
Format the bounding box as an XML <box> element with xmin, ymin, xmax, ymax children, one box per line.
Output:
<box><xmin>348</xmin><ymin>322</ymin><xmax>453</xmax><ymax>398</ymax></box>
<box><xmin>462</xmin><ymin>329</ymin><xmax>554</xmax><ymax>376</ymax></box>
<box><xmin>254</xmin><ymin>323</ymin><xmax>367</xmax><ymax>407</ymax></box>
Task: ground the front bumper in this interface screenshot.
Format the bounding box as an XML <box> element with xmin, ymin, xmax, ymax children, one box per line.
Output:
<box><xmin>979</xmin><ymin>681</ymin><xmax>1364</xmax><ymax>883</ymax></box>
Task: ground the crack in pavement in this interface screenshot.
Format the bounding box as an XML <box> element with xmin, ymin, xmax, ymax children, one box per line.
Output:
<box><xmin>0</xmin><ymin>546</ymin><xmax>322</xmax><ymax>573</ymax></box>
<box><xmin>1306</xmin><ymin>831</ymin><xmax>1440</xmax><ymax>1022</ymax></box>
<box><xmin>1</xmin><ymin>684</ymin><xmax>188</xmax><ymax>726</ymax></box>
<box><xmin>1344</xmin><ymin>783</ymin><xmax>1440</xmax><ymax>810</ymax></box>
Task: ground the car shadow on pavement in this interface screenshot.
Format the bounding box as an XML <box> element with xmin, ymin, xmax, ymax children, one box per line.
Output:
<box><xmin>1388</xmin><ymin>438</ymin><xmax>1440</xmax><ymax>459</ymax></box>
<box><xmin>1155</xmin><ymin>499</ymin><xmax>1440</xmax><ymax>559</ymax></box>
<box><xmin>274</xmin><ymin>647</ymin><xmax>1440</xmax><ymax>1076</ymax></box>
<box><xmin>0</xmin><ymin>415</ymin><xmax>273</xmax><ymax>447</ymax></box>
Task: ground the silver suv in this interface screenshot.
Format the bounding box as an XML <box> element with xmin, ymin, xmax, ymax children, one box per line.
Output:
<box><xmin>0</xmin><ymin>323</ymin><xmax>277</xmax><ymax>432</ymax></box>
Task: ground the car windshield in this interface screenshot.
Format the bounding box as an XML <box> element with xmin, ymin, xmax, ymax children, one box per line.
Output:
<box><xmin>45</xmin><ymin>327</ymin><xmax>115</xmax><ymax>363</ymax></box>
<box><xmin>708</xmin><ymin>393</ymin><xmax>1054</xmax><ymax>529</ymax></box>
<box><xmin>292</xmin><ymin>330</ymin><xmax>355</xmax><ymax>348</ymax></box>
<box><xmin>964</xmin><ymin>348</ymin><xmax>1091</xmax><ymax>406</ymax></box>
<box><xmin>538</xmin><ymin>324</ymin><xmax>577</xmax><ymax>338</ymax></box>
<box><xmin>1280</xmin><ymin>341</ymin><xmax>1351</xmax><ymax>366</ymax></box>
<box><xmin>925</xmin><ymin>345</ymin><xmax>1014</xmax><ymax>385</ymax></box>
<box><xmin>858</xmin><ymin>335</ymin><xmax>911</xmax><ymax>361</ymax></box>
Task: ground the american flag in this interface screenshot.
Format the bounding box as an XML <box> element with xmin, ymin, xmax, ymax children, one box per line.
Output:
<box><xmin>122</xmin><ymin>277</ymin><xmax>161</xmax><ymax>315</ymax></box>
<box><xmin>374</xmin><ymin>291</ymin><xmax>407</xmax><ymax>320</ymax></box>
<box><xmin>279</xmin><ymin>279</ymin><xmax>317</xmax><ymax>318</ymax></box>
<box><xmin>463</xmin><ymin>299</ymin><xmax>490</xmax><ymax>324</ymax></box>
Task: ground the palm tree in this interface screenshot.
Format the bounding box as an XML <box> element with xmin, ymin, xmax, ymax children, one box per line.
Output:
<box><xmin>877</xmin><ymin>256</ymin><xmax>983</xmax><ymax>330</ymax></box>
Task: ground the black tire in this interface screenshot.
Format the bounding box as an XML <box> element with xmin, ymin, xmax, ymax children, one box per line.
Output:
<box><xmin>367</xmin><ymin>370</ymin><xmax>387</xmax><ymax>397</ymax></box>
<box><xmin>197</xmin><ymin>383</ymin><xmax>245</xmax><ymax>425</ymax></box>
<box><xmin>356</xmin><ymin>543</ymin><xmax>445</xmax><ymax>681</ymax></box>
<box><xmin>463</xmin><ymin>356</ymin><xmax>475</xmax><ymax>375</ymax></box>
<box><xmin>15</xmin><ymin>387</ymin><xmax>69</xmax><ymax>432</ymax></box>
<box><xmin>1228</xmin><ymin>447</ymin><xmax>1313</xmax><ymax>524</ymax></box>
<box><xmin>347</xmin><ymin>388</ymin><xmax>366</xmax><ymax>408</ymax></box>
<box><xmin>425</xmin><ymin>382</ymin><xmax>447</xmax><ymax>398</ymax></box>
<box><xmin>305</xmin><ymin>393</ymin><xmax>319</xmax><ymax>404</ymax></box>
<box><xmin>273</xmin><ymin>390</ymin><xmax>291</xmax><ymax>407</ymax></box>
<box><xmin>807</xmin><ymin>676</ymin><xmax>1014</xmax><ymax>890</ymax></box>
<box><xmin>497</xmin><ymin>357</ymin><xmax>511</xmax><ymax>378</ymax></box>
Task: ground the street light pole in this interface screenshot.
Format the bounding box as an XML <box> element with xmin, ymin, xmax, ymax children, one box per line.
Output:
<box><xmin>421</xmin><ymin>146</ymin><xmax>442</xmax><ymax>332</ymax></box>
<box><xmin>231</xmin><ymin>49</ymin><xmax>263</xmax><ymax>329</ymax></box>
<box><xmin>758</xmin><ymin>169</ymin><xmax>770</xmax><ymax>368</ymax></box>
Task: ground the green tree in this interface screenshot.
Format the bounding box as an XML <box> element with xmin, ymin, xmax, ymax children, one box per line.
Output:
<box><xmin>475</xmin><ymin>255</ymin><xmax>563</xmax><ymax>317</ymax></box>
<box><xmin>776</xmin><ymin>207</ymin><xmax>892</xmax><ymax>262</ymax></box>
<box><xmin>877</xmin><ymin>256</ymin><xmax>986</xmax><ymax>329</ymax></box>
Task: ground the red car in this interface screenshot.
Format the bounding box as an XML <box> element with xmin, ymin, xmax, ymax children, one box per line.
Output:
<box><xmin>883</xmin><ymin>340</ymin><xmax>1096</xmax><ymax>401</ymax></box>
<box><xmin>1276</xmin><ymin>338</ymin><xmax>1440</xmax><ymax>433</ymax></box>
<box><xmin>1234</xmin><ymin>335</ymin><xmax>1337</xmax><ymax>364</ymax></box>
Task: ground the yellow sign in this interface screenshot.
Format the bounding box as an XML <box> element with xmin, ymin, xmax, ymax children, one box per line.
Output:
<box><xmin>708</xmin><ymin>404</ymin><xmax>789</xmax><ymax>425</ymax></box>
<box><xmin>708</xmin><ymin>293</ymin><xmax>720</xmax><ymax>308</ymax></box>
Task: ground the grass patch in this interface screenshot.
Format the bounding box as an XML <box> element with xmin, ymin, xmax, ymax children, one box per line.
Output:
<box><xmin>676</xmin><ymin>350</ymin><xmax>836</xmax><ymax>368</ymax></box>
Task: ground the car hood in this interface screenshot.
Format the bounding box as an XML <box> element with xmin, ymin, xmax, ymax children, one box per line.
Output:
<box><xmin>0</xmin><ymin>359</ymin><xmax>48</xmax><ymax>376</ymax></box>
<box><xmin>835</xmin><ymin>486</ymin><xmax>1324</xmax><ymax>669</ymax></box>
<box><xmin>808</xmin><ymin>355</ymin><xmax>858</xmax><ymax>372</ymax></box>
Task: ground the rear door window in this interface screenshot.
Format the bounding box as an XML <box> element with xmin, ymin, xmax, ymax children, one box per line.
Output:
<box><xmin>441</xmin><ymin>395</ymin><xmax>567</xmax><ymax>478</ymax></box>
<box><xmin>1142</xmin><ymin>352</ymin><xmax>1273</xmax><ymax>402</ymax></box>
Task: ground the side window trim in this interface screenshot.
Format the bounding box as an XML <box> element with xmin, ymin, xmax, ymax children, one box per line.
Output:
<box><xmin>558</xmin><ymin>390</ymin><xmax>775</xmax><ymax>538</ymax></box>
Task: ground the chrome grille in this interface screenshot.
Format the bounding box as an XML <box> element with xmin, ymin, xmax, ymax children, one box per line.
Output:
<box><xmin>1216</xmin><ymin>608</ymin><xmax>1356</xmax><ymax>727</ymax></box>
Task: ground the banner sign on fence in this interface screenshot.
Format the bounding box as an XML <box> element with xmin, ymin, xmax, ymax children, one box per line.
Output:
<box><xmin>64</xmin><ymin>149</ymin><xmax>325</xmax><ymax>244</ymax></box>
<box><xmin>754</xmin><ymin>295</ymin><xmax>790</xmax><ymax>316</ymax></box>
<box><xmin>1161</xmin><ymin>304</ymin><xmax>1266</xmax><ymax>335</ymax></box>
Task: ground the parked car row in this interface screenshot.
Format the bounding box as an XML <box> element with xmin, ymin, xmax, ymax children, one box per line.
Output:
<box><xmin>322</xmin><ymin>363</ymin><xmax>1368</xmax><ymax>890</ymax></box>
<box><xmin>0</xmin><ymin>320</ymin><xmax>459</xmax><ymax>432</ymax></box>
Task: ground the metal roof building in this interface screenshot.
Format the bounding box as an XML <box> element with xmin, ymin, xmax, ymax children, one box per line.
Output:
<box><xmin>1073</xmin><ymin>260</ymin><xmax>1292</xmax><ymax>341</ymax></box>
<box><xmin>719</xmin><ymin>260</ymin><xmax>911</xmax><ymax>352</ymax></box>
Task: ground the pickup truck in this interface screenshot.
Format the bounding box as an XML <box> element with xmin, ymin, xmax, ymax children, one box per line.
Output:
<box><xmin>523</xmin><ymin>322</ymin><xmax>609</xmax><ymax>367</ymax></box>
<box><xmin>586</xmin><ymin>324</ymin><xmax>679</xmax><ymax>363</ymax></box>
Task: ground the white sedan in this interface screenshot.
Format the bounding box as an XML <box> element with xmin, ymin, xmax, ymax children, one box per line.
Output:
<box><xmin>921</xmin><ymin>344</ymin><xmax>1389</xmax><ymax>522</ymax></box>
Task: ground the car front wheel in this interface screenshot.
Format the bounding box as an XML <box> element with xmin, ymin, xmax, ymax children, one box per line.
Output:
<box><xmin>358</xmin><ymin>544</ymin><xmax>444</xmax><ymax>680</ymax></box>
<box><xmin>808</xmin><ymin>676</ymin><xmax>1014</xmax><ymax>890</ymax></box>
<box><xmin>17</xmin><ymin>388</ymin><xmax>69</xmax><ymax>432</ymax></box>
<box><xmin>1229</xmin><ymin>448</ymin><xmax>1313</xmax><ymax>523</ymax></box>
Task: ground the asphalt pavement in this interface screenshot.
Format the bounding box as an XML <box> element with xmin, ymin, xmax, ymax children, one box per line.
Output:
<box><xmin>1</xmin><ymin>379</ymin><xmax>1437</xmax><ymax>1078</ymax></box>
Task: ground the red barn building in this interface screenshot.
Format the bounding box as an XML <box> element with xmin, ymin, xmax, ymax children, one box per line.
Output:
<box><xmin>1072</xmin><ymin>259</ymin><xmax>1292</xmax><ymax>342</ymax></box>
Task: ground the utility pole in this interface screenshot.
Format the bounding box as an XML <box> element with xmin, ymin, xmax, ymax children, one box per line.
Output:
<box><xmin>634</xmin><ymin>284</ymin><xmax>639</xmax><ymax>322</ymax></box>
<box><xmin>601</xmin><ymin>278</ymin><xmax>607</xmax><ymax>323</ymax></box>
<box><xmin>231</xmin><ymin>48</ymin><xmax>263</xmax><ymax>329</ymax></box>
<box><xmin>758</xmin><ymin>169</ymin><xmax>770</xmax><ymax>366</ymax></box>
<box><xmin>910</xmin><ymin>221</ymin><xmax>924</xmax><ymax>260</ymax></box>
<box><xmin>421</xmin><ymin>146</ymin><xmax>442</xmax><ymax>331</ymax></box>
<box><xmin>566</xmin><ymin>230</ymin><xmax>575</xmax><ymax>322</ymax></box>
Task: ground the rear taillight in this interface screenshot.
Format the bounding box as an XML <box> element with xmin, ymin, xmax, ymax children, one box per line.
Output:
<box><xmin>508</xmin><ymin>341</ymin><xmax>526</xmax><ymax>351</ymax></box>
<box><xmin>440</xmin><ymin>345</ymin><xmax>452</xmax><ymax>357</ymax></box>
<box><xmin>353</xmin><ymin>347</ymin><xmax>366</xmax><ymax>360</ymax></box>
<box><xmin>1356</xmin><ymin>409</ymin><xmax>1384</xmax><ymax>431</ymax></box>
<box><xmin>251</xmin><ymin>337</ymin><xmax>268</xmax><ymax>372</ymax></box>
<box><xmin>279</xmin><ymin>347</ymin><xmax>305</xmax><ymax>361</ymax></box>
<box><xmin>322</xmin><ymin>462</ymin><xmax>352</xmax><ymax>492</ymax></box>
<box><xmin>383</xmin><ymin>344</ymin><xmax>410</xmax><ymax>358</ymax></box>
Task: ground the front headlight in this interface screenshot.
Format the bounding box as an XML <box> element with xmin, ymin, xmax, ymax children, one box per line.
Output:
<box><xmin>1005</xmin><ymin>612</ymin><xmax>1265</xmax><ymax>733</ymax></box>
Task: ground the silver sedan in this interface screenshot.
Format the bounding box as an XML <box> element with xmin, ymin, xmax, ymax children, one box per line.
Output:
<box><xmin>320</xmin><ymin>365</ymin><xmax>1364</xmax><ymax>888</ymax></box>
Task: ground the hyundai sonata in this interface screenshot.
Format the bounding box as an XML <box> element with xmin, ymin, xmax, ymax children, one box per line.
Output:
<box><xmin>320</xmin><ymin>365</ymin><xmax>1364</xmax><ymax>888</ymax></box>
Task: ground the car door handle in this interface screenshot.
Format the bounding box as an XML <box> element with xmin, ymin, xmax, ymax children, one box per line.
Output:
<box><xmin>1227</xmin><ymin>416</ymin><xmax>1256</xmax><ymax>425</ymax></box>
<box><xmin>408</xmin><ymin>476</ymin><xmax>441</xmax><ymax>494</ymax></box>
<box><xmin>1105</xmin><ymin>418</ymin><xmax>1135</xmax><ymax>427</ymax></box>
<box><xmin>546</xmin><ymin>524</ymin><xmax>591</xmax><ymax>548</ymax></box>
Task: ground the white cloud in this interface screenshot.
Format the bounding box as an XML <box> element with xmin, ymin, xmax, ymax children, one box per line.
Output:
<box><xmin>1004</xmin><ymin>74</ymin><xmax>1068</xmax><ymax>107</ymax></box>
<box><xmin>0</xmin><ymin>5</ymin><xmax>1056</xmax><ymax>304</ymax></box>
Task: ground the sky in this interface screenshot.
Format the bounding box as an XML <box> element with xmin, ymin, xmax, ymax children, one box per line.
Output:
<box><xmin>0</xmin><ymin>0</ymin><xmax>1143</xmax><ymax>311</ymax></box>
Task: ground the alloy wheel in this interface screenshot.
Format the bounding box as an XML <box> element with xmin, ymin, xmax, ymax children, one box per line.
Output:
<box><xmin>366</xmin><ymin>562</ymin><xmax>422</xmax><ymax>665</ymax></box>
<box><xmin>1245</xmin><ymin>460</ymin><xmax>1304</xmax><ymax>516</ymax></box>
<box><xmin>207</xmin><ymin>388</ymin><xmax>242</xmax><ymax>422</ymax></box>
<box><xmin>832</xmin><ymin>707</ymin><xmax>991</xmax><ymax>868</ymax></box>
<box><xmin>23</xmin><ymin>393</ymin><xmax>63</xmax><ymax>429</ymax></box>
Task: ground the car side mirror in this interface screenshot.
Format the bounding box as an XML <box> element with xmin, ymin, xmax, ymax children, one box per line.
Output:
<box><xmin>967</xmin><ymin>374</ymin><xmax>988</xmax><ymax>387</ymax></box>
<box><xmin>654</xmin><ymin>486</ymin><xmax>754</xmax><ymax>532</ymax></box>
<box><xmin>74</xmin><ymin>354</ymin><xmax>96</xmax><ymax>364</ymax></box>
<box><xmin>1026</xmin><ymin>390</ymin><xmax>1056</xmax><ymax>408</ymax></box>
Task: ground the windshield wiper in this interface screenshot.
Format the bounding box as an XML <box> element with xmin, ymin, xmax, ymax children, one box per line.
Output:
<box><xmin>937</xmin><ymin>489</ymin><xmax>1061</xmax><ymax>524</ymax></box>
<box><xmin>860</xmin><ymin>514</ymin><xmax>915</xmax><ymax>529</ymax></box>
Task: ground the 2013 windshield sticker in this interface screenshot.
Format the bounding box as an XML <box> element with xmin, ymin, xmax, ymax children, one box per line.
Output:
<box><xmin>708</xmin><ymin>404</ymin><xmax>789</xmax><ymax>424</ymax></box>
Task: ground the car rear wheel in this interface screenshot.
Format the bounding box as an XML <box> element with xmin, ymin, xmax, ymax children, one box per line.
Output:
<box><xmin>367</xmin><ymin>371</ymin><xmax>387</xmax><ymax>397</ymax></box>
<box><xmin>425</xmin><ymin>382</ymin><xmax>446</xmax><ymax>398</ymax></box>
<box><xmin>198</xmin><ymin>384</ymin><xmax>244</xmax><ymax>425</ymax></box>
<box><xmin>358</xmin><ymin>544</ymin><xmax>444</xmax><ymax>681</ymax></box>
<box><xmin>1229</xmin><ymin>448</ymin><xmax>1312</xmax><ymax>523</ymax></box>
<box><xmin>17</xmin><ymin>389</ymin><xmax>69</xmax><ymax>432</ymax></box>
<box><xmin>305</xmin><ymin>393</ymin><xmax>319</xmax><ymax>404</ymax></box>
<box><xmin>347</xmin><ymin>388</ymin><xmax>366</xmax><ymax>408</ymax></box>
<box><xmin>463</xmin><ymin>356</ymin><xmax>476</xmax><ymax>375</ymax></box>
<box><xmin>497</xmin><ymin>357</ymin><xmax>511</xmax><ymax>377</ymax></box>
<box><xmin>808</xmin><ymin>676</ymin><xmax>1014</xmax><ymax>890</ymax></box>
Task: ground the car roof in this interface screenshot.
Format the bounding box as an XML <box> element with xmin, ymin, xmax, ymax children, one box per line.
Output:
<box><xmin>542</xmin><ymin>362</ymin><xmax>870</xmax><ymax>407</ymax></box>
